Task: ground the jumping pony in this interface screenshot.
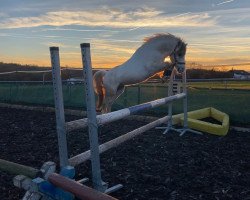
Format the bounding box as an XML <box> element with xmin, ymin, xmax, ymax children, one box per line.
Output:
<box><xmin>93</xmin><ymin>33</ymin><xmax>187</xmax><ymax>113</ymax></box>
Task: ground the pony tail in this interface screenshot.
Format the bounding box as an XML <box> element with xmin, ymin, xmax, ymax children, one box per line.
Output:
<box><xmin>93</xmin><ymin>70</ymin><xmax>106</xmax><ymax>112</ymax></box>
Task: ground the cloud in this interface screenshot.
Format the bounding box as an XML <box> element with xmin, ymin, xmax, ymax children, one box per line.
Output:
<box><xmin>41</xmin><ymin>42</ymin><xmax>69</xmax><ymax>48</ymax></box>
<box><xmin>0</xmin><ymin>7</ymin><xmax>216</xmax><ymax>29</ymax></box>
<box><xmin>216</xmin><ymin>0</ymin><xmax>234</xmax><ymax>6</ymax></box>
<box><xmin>40</xmin><ymin>27</ymin><xmax>120</xmax><ymax>32</ymax></box>
<box><xmin>0</xmin><ymin>12</ymin><xmax>8</xmax><ymax>18</ymax></box>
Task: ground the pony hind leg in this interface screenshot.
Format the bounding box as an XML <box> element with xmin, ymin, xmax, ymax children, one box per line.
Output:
<box><xmin>96</xmin><ymin>87</ymin><xmax>105</xmax><ymax>112</ymax></box>
<box><xmin>102</xmin><ymin>85</ymin><xmax>125</xmax><ymax>113</ymax></box>
<box><xmin>93</xmin><ymin>70</ymin><xmax>107</xmax><ymax>112</ymax></box>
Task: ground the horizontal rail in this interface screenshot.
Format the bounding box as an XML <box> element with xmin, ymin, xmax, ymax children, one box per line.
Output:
<box><xmin>66</xmin><ymin>93</ymin><xmax>185</xmax><ymax>132</ymax></box>
<box><xmin>186</xmin><ymin>78</ymin><xmax>250</xmax><ymax>82</ymax></box>
<box><xmin>0</xmin><ymin>81</ymin><xmax>53</xmax><ymax>84</ymax></box>
<box><xmin>0</xmin><ymin>80</ymin><xmax>83</xmax><ymax>84</ymax></box>
<box><xmin>0</xmin><ymin>159</ymin><xmax>41</xmax><ymax>179</ymax></box>
<box><xmin>48</xmin><ymin>173</ymin><xmax>118</xmax><ymax>200</ymax></box>
<box><xmin>69</xmin><ymin>116</ymin><xmax>169</xmax><ymax>166</ymax></box>
<box><xmin>0</xmin><ymin>78</ymin><xmax>249</xmax><ymax>84</ymax></box>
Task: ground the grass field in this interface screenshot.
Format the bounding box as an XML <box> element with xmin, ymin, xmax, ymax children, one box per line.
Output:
<box><xmin>145</xmin><ymin>80</ymin><xmax>250</xmax><ymax>90</ymax></box>
<box><xmin>188</xmin><ymin>81</ymin><xmax>250</xmax><ymax>90</ymax></box>
<box><xmin>0</xmin><ymin>82</ymin><xmax>249</xmax><ymax>125</ymax></box>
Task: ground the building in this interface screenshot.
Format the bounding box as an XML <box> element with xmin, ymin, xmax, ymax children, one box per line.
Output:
<box><xmin>233</xmin><ymin>70</ymin><xmax>250</xmax><ymax>79</ymax></box>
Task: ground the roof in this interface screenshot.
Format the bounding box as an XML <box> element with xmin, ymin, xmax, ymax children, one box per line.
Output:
<box><xmin>233</xmin><ymin>70</ymin><xmax>250</xmax><ymax>75</ymax></box>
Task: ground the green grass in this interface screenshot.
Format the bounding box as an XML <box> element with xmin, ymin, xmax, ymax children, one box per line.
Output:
<box><xmin>188</xmin><ymin>81</ymin><xmax>250</xmax><ymax>90</ymax></box>
<box><xmin>0</xmin><ymin>83</ymin><xmax>249</xmax><ymax>125</ymax></box>
<box><xmin>141</xmin><ymin>81</ymin><xmax>250</xmax><ymax>90</ymax></box>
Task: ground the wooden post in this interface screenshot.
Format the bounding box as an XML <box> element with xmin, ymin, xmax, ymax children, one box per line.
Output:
<box><xmin>0</xmin><ymin>159</ymin><xmax>41</xmax><ymax>179</ymax></box>
<box><xmin>48</xmin><ymin>173</ymin><xmax>118</xmax><ymax>200</ymax></box>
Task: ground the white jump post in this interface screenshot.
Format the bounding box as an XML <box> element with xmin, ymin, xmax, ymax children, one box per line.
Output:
<box><xmin>80</xmin><ymin>43</ymin><xmax>122</xmax><ymax>193</ymax></box>
<box><xmin>179</xmin><ymin>68</ymin><xmax>202</xmax><ymax>136</ymax></box>
<box><xmin>166</xmin><ymin>69</ymin><xmax>176</xmax><ymax>134</ymax></box>
<box><xmin>181</xmin><ymin>69</ymin><xmax>188</xmax><ymax>135</ymax></box>
<box><xmin>80</xmin><ymin>43</ymin><xmax>106</xmax><ymax>192</ymax></box>
<box><xmin>50</xmin><ymin>47</ymin><xmax>69</xmax><ymax>168</ymax></box>
<box><xmin>156</xmin><ymin>67</ymin><xmax>202</xmax><ymax>135</ymax></box>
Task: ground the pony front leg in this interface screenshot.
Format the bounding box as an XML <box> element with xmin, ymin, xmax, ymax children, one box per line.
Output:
<box><xmin>164</xmin><ymin>61</ymin><xmax>175</xmax><ymax>70</ymax></box>
<box><xmin>161</xmin><ymin>61</ymin><xmax>176</xmax><ymax>82</ymax></box>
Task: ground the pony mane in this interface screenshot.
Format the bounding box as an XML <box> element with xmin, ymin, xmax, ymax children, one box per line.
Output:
<box><xmin>143</xmin><ymin>33</ymin><xmax>175</xmax><ymax>43</ymax></box>
<box><xmin>143</xmin><ymin>33</ymin><xmax>187</xmax><ymax>56</ymax></box>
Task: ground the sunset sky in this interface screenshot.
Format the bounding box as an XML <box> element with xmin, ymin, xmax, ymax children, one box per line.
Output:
<box><xmin>0</xmin><ymin>0</ymin><xmax>250</xmax><ymax>70</ymax></box>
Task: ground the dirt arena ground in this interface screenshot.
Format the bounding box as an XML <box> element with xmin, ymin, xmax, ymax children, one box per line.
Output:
<box><xmin>0</xmin><ymin>107</ymin><xmax>250</xmax><ymax>200</ymax></box>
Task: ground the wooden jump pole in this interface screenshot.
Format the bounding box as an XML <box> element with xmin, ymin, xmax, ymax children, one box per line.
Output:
<box><xmin>48</xmin><ymin>173</ymin><xmax>118</xmax><ymax>200</ymax></box>
<box><xmin>66</xmin><ymin>93</ymin><xmax>185</xmax><ymax>132</ymax></box>
<box><xmin>0</xmin><ymin>159</ymin><xmax>41</xmax><ymax>179</ymax></box>
<box><xmin>69</xmin><ymin>116</ymin><xmax>169</xmax><ymax>166</ymax></box>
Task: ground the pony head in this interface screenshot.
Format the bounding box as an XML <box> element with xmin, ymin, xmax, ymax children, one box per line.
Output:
<box><xmin>170</xmin><ymin>40</ymin><xmax>187</xmax><ymax>73</ymax></box>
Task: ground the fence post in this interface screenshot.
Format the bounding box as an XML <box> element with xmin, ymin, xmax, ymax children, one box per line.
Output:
<box><xmin>137</xmin><ymin>84</ymin><xmax>141</xmax><ymax>105</ymax></box>
<box><xmin>124</xmin><ymin>87</ymin><xmax>127</xmax><ymax>107</ymax></box>
<box><xmin>42</xmin><ymin>73</ymin><xmax>46</xmax><ymax>85</ymax></box>
<box><xmin>80</xmin><ymin>43</ymin><xmax>106</xmax><ymax>192</ymax></box>
<box><xmin>9</xmin><ymin>83</ymin><xmax>12</xmax><ymax>103</ymax></box>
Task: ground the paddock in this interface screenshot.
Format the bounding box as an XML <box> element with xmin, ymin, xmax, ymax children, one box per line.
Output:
<box><xmin>0</xmin><ymin>107</ymin><xmax>249</xmax><ymax>200</ymax></box>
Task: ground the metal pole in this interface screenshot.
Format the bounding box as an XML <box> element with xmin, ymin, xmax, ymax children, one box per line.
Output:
<box><xmin>50</xmin><ymin>47</ymin><xmax>69</xmax><ymax>168</ymax></box>
<box><xmin>80</xmin><ymin>43</ymin><xmax>105</xmax><ymax>192</ymax></box>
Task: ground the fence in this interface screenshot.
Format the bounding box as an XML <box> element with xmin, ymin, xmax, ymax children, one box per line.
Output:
<box><xmin>0</xmin><ymin>80</ymin><xmax>249</xmax><ymax>124</ymax></box>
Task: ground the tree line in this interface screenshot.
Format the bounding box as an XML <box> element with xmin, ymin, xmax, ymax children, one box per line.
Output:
<box><xmin>0</xmin><ymin>62</ymin><xmax>234</xmax><ymax>81</ymax></box>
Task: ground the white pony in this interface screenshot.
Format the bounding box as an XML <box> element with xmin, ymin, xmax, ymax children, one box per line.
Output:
<box><xmin>93</xmin><ymin>33</ymin><xmax>187</xmax><ymax>113</ymax></box>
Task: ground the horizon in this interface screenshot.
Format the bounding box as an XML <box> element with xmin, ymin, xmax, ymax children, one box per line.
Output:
<box><xmin>1</xmin><ymin>61</ymin><xmax>250</xmax><ymax>73</ymax></box>
<box><xmin>0</xmin><ymin>0</ymin><xmax>250</xmax><ymax>71</ymax></box>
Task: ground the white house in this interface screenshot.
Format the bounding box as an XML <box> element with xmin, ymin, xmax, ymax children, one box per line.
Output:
<box><xmin>233</xmin><ymin>70</ymin><xmax>250</xmax><ymax>79</ymax></box>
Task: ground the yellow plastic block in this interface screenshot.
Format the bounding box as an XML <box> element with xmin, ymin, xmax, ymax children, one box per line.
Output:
<box><xmin>176</xmin><ymin>107</ymin><xmax>229</xmax><ymax>136</ymax></box>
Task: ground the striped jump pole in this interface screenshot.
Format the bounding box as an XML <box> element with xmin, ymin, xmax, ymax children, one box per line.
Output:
<box><xmin>69</xmin><ymin>116</ymin><xmax>169</xmax><ymax>166</ymax></box>
<box><xmin>66</xmin><ymin>93</ymin><xmax>186</xmax><ymax>132</ymax></box>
